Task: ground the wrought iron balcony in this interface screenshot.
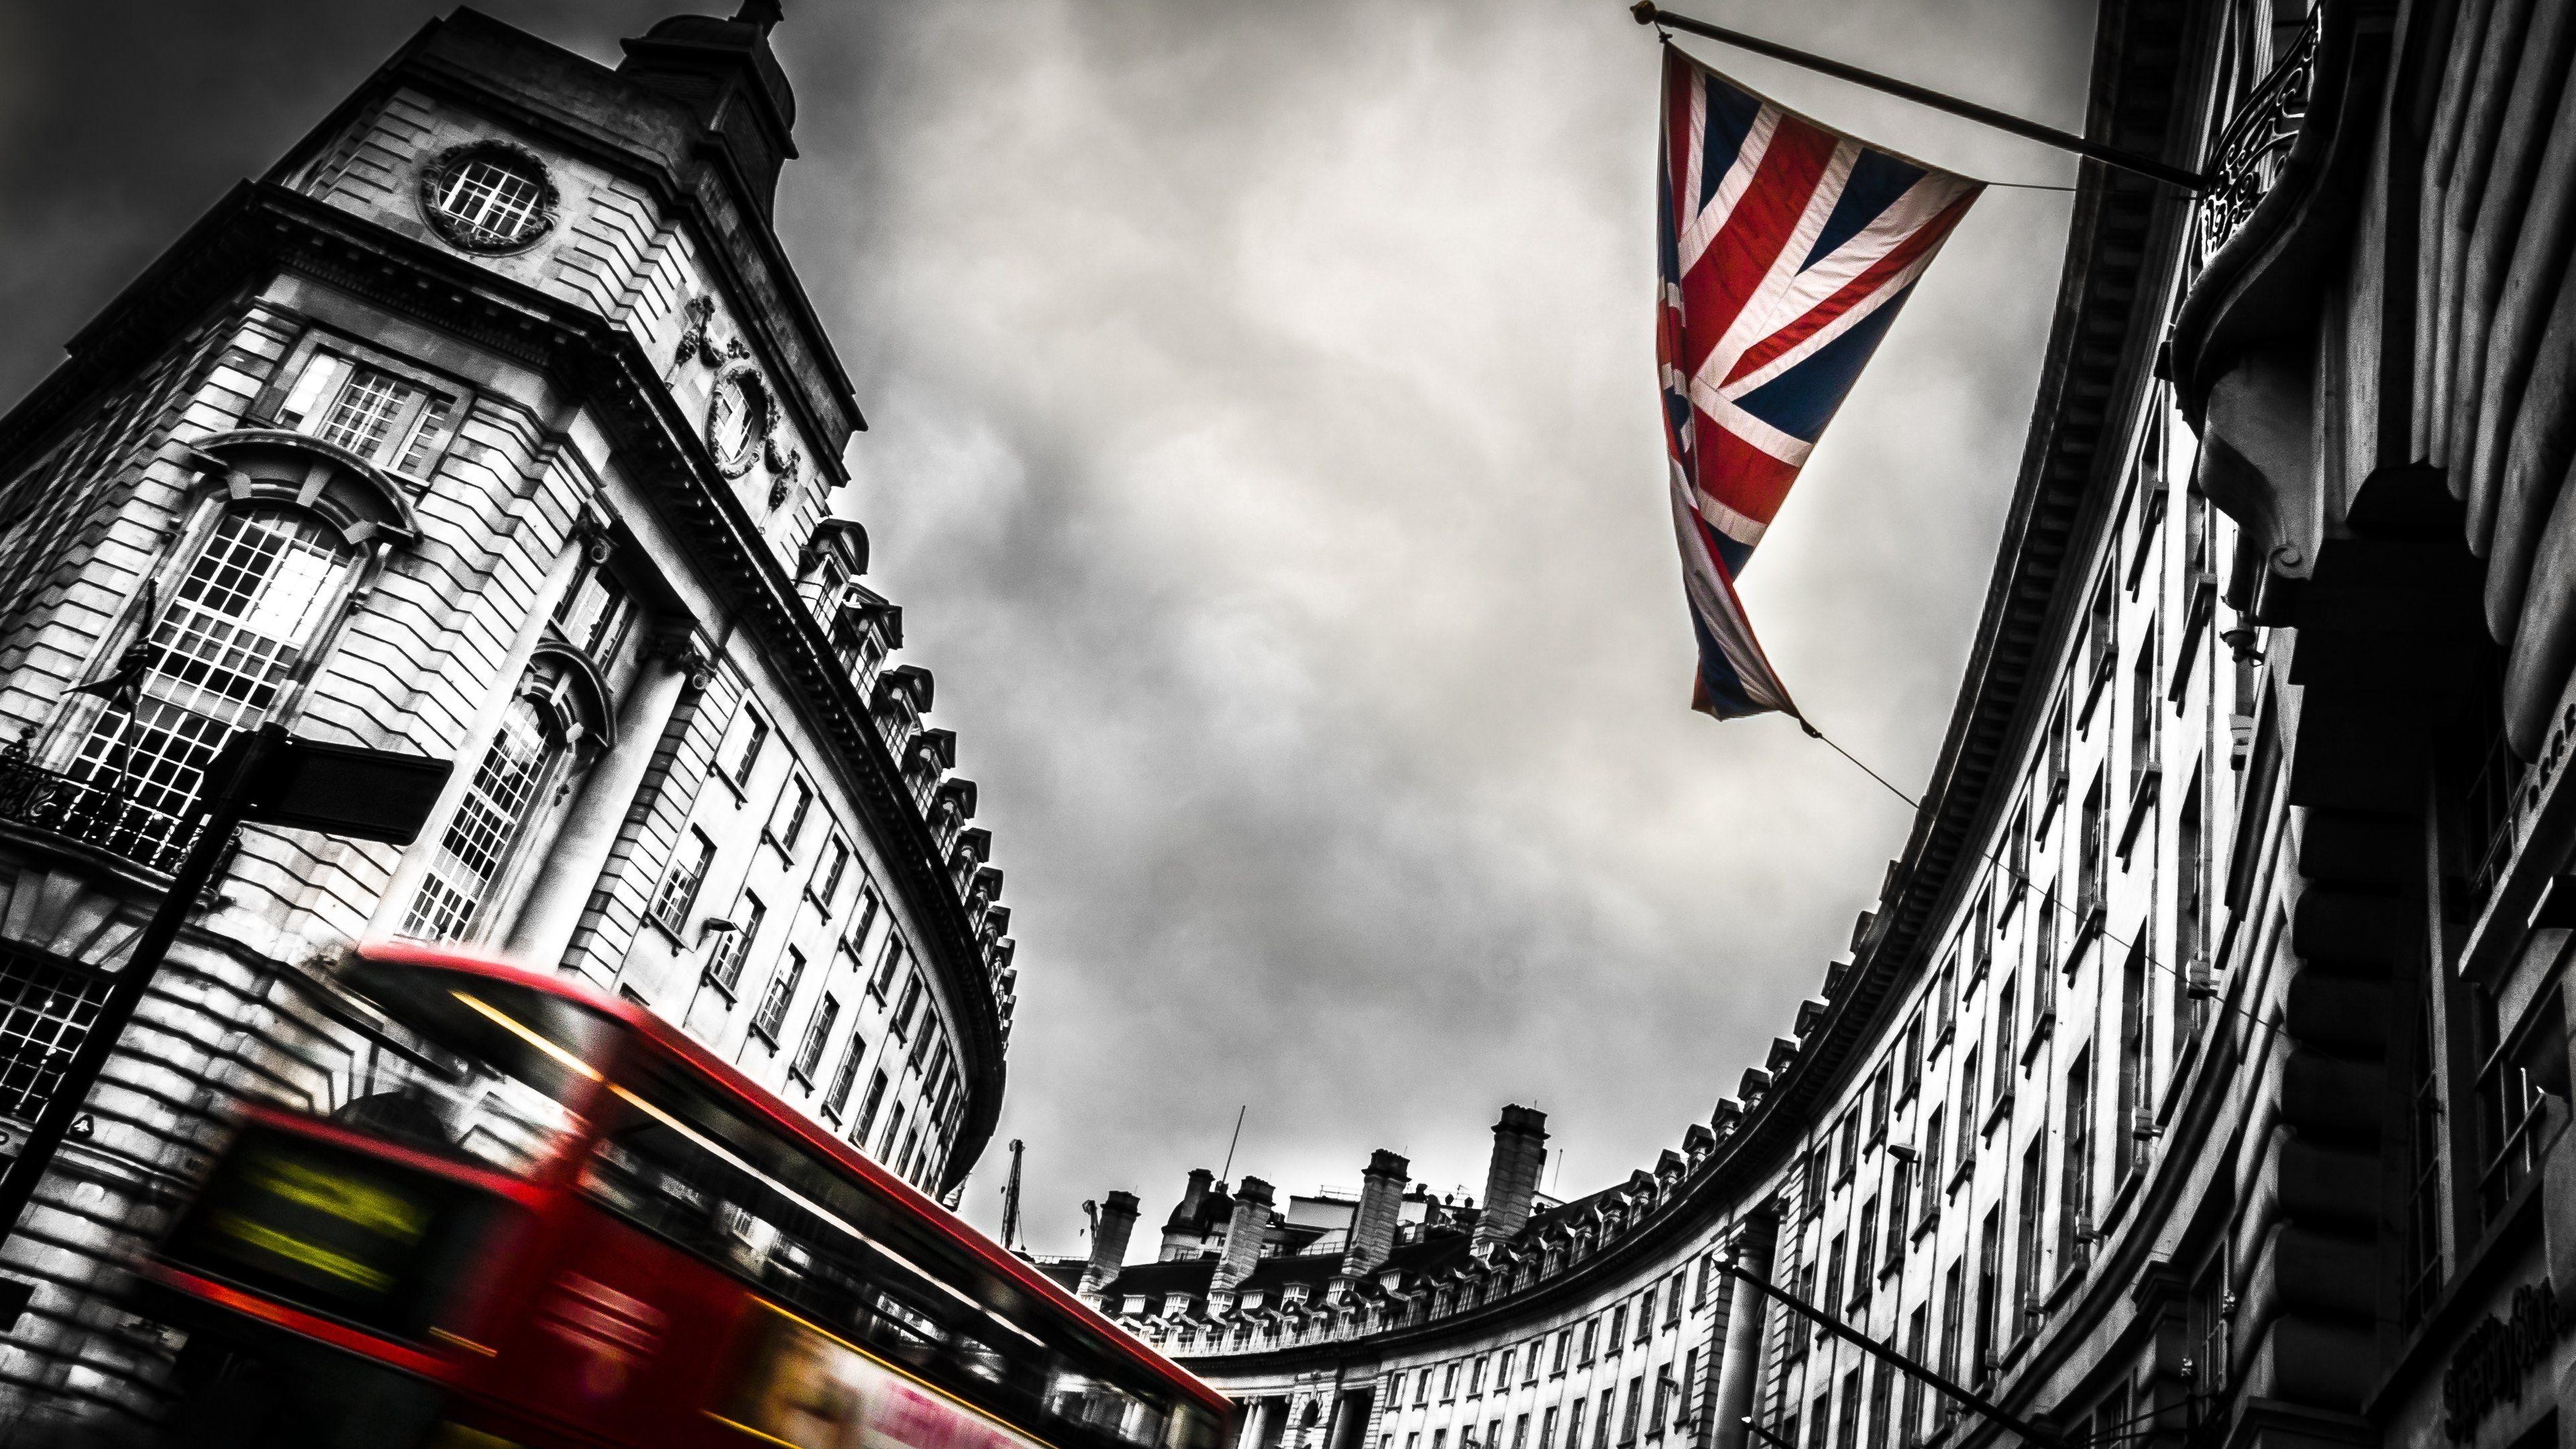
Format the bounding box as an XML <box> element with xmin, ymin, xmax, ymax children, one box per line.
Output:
<box><xmin>0</xmin><ymin>737</ymin><xmax>203</xmax><ymax>875</ymax></box>
<box><xmin>2188</xmin><ymin>16</ymin><xmax>2318</xmax><ymax>285</ymax></box>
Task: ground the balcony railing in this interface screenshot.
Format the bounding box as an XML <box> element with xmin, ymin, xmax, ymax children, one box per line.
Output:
<box><xmin>2188</xmin><ymin>15</ymin><xmax>2318</xmax><ymax>286</ymax></box>
<box><xmin>0</xmin><ymin>737</ymin><xmax>206</xmax><ymax>875</ymax></box>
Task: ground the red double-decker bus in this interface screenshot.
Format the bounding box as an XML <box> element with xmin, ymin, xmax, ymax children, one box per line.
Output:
<box><xmin>134</xmin><ymin>943</ymin><xmax>1230</xmax><ymax>1449</ymax></box>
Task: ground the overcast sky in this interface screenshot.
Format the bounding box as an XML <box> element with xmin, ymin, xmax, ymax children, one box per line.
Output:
<box><xmin>0</xmin><ymin>0</ymin><xmax>2089</xmax><ymax>1255</ymax></box>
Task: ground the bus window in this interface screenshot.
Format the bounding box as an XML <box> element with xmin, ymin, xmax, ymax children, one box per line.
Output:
<box><xmin>580</xmin><ymin>1060</ymin><xmax>981</xmax><ymax>1375</ymax></box>
<box><xmin>340</xmin><ymin>964</ymin><xmax>620</xmax><ymax>1177</ymax></box>
<box><xmin>331</xmin><ymin>1042</ymin><xmax>583</xmax><ymax>1177</ymax></box>
<box><xmin>1046</xmin><ymin>1371</ymin><xmax>1169</xmax><ymax>1448</ymax></box>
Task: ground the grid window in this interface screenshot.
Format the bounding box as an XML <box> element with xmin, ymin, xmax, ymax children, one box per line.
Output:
<box><xmin>752</xmin><ymin>947</ymin><xmax>806</xmax><ymax>1044</ymax></box>
<box><xmin>405</xmin><ymin>696</ymin><xmax>555</xmax><ymax>941</ymax></box>
<box><xmin>0</xmin><ymin>952</ymin><xmax>107</xmax><ymax>1123</ymax></box>
<box><xmin>392</xmin><ymin>396</ymin><xmax>455</xmax><ymax>475</ymax></box>
<box><xmin>791</xmin><ymin>989</ymin><xmax>839</xmax><ymax>1082</ymax></box>
<box><xmin>651</xmin><ymin>829</ymin><xmax>715</xmax><ymax>934</ymax></box>
<box><xmin>317</xmin><ymin>365</ymin><xmax>415</xmax><ymax>459</ymax></box>
<box><xmin>724</xmin><ymin>707</ymin><xmax>769</xmax><ymax>785</ymax></box>
<box><xmin>554</xmin><ymin>554</ymin><xmax>633</xmax><ymax>661</ymax></box>
<box><xmin>72</xmin><ymin>509</ymin><xmax>350</xmax><ymax>855</ymax></box>
<box><xmin>815</xmin><ymin>837</ymin><xmax>851</xmax><ymax>912</ymax></box>
<box><xmin>892</xmin><ymin>971</ymin><xmax>924</xmax><ymax>1039</ymax></box>
<box><xmin>869</xmin><ymin>936</ymin><xmax>906</xmax><ymax>1000</ymax></box>
<box><xmin>852</xmin><ymin>1068</ymin><xmax>890</xmax><ymax>1144</ymax></box>
<box><xmin>773</xmin><ymin>774</ymin><xmax>814</xmax><ymax>852</ymax></box>
<box><xmin>821</xmin><ymin>1020</ymin><xmax>867</xmax><ymax>1119</ymax></box>
<box><xmin>705</xmin><ymin>894</ymin><xmax>766</xmax><ymax>994</ymax></box>
<box><xmin>435</xmin><ymin>156</ymin><xmax>547</xmax><ymax>247</ymax></box>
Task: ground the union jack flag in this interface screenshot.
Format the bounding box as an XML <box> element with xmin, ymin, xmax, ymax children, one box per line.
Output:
<box><xmin>1657</xmin><ymin>46</ymin><xmax>1982</xmax><ymax>719</ymax></box>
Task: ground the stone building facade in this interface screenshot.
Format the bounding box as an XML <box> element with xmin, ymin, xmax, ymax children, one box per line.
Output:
<box><xmin>0</xmin><ymin>3</ymin><xmax>1014</xmax><ymax>1426</ymax></box>
<box><xmin>1086</xmin><ymin>7</ymin><xmax>2576</xmax><ymax>1449</ymax></box>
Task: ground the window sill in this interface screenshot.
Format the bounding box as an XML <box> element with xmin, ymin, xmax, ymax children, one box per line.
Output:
<box><xmin>2044</xmin><ymin>1263</ymin><xmax>2083</xmax><ymax>1310</ymax></box>
<box><xmin>2080</xmin><ymin>655</ymin><xmax>2113</xmax><ymax>732</ymax></box>
<box><xmin>700</xmin><ymin>970</ymin><xmax>738</xmax><ymax>1004</ymax></box>
<box><xmin>1980</xmin><ymin>1091</ymin><xmax>2013</xmax><ymax>1139</ymax></box>
<box><xmin>1911</xmin><ymin>1208</ymin><xmax>1939</xmax><ymax>1242</ymax></box>
<box><xmin>2118</xmin><ymin>767</ymin><xmax>2161</xmax><ymax>858</ymax></box>
<box><xmin>713</xmin><ymin>769</ymin><xmax>749</xmax><ymax>806</ymax></box>
<box><xmin>645</xmin><ymin>913</ymin><xmax>687</xmax><ymax>950</ymax></box>
<box><xmin>761</xmin><ymin>828</ymin><xmax>795</xmax><ymax>864</ymax></box>
<box><xmin>1931</xmin><ymin>1020</ymin><xmax>1954</xmax><ymax>1055</ymax></box>
<box><xmin>2019</xmin><ymin>1012</ymin><xmax>2053</xmax><ymax>1071</ymax></box>
<box><xmin>1895</xmin><ymin>1081</ymin><xmax>1919</xmax><ymax>1110</ymax></box>
<box><xmin>1945</xmin><ymin>1148</ymin><xmax>1976</xmax><ymax>1197</ymax></box>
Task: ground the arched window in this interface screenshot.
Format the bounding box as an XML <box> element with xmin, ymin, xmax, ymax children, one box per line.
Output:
<box><xmin>68</xmin><ymin>506</ymin><xmax>356</xmax><ymax>857</ymax></box>
<box><xmin>402</xmin><ymin>655</ymin><xmax>608</xmax><ymax>942</ymax></box>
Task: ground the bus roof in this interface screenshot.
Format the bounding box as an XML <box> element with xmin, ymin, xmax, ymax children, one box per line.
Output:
<box><xmin>347</xmin><ymin>942</ymin><xmax>1228</xmax><ymax>1415</ymax></box>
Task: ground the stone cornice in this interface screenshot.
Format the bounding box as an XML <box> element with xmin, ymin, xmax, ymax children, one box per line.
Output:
<box><xmin>0</xmin><ymin>182</ymin><xmax>1006</xmax><ymax>1186</ymax></box>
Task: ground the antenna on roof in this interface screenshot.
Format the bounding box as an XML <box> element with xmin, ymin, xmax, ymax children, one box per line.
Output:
<box><xmin>1220</xmin><ymin>1105</ymin><xmax>1247</xmax><ymax>1182</ymax></box>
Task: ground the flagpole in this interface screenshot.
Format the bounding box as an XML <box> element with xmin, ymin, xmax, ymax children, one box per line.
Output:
<box><xmin>1630</xmin><ymin>3</ymin><xmax>2208</xmax><ymax>192</ymax></box>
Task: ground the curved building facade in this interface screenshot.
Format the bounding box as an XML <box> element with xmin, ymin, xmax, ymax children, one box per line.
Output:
<box><xmin>1089</xmin><ymin>9</ymin><xmax>2576</xmax><ymax>1449</ymax></box>
<box><xmin>0</xmin><ymin>4</ymin><xmax>1016</xmax><ymax>1421</ymax></box>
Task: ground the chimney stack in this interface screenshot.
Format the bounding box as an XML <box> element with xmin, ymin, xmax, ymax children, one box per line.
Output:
<box><xmin>1474</xmin><ymin>1104</ymin><xmax>1550</xmax><ymax>1250</ymax></box>
<box><xmin>1161</xmin><ymin>1167</ymin><xmax>1216</xmax><ymax>1260</ymax></box>
<box><xmin>1343</xmin><ymin>1149</ymin><xmax>1410</xmax><ymax>1278</ymax></box>
<box><xmin>1079</xmin><ymin>1190</ymin><xmax>1140</xmax><ymax>1297</ymax></box>
<box><xmin>1212</xmin><ymin>1175</ymin><xmax>1275</xmax><ymax>1292</ymax></box>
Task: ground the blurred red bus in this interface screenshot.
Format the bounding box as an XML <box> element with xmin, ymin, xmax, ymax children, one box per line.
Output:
<box><xmin>134</xmin><ymin>943</ymin><xmax>1232</xmax><ymax>1449</ymax></box>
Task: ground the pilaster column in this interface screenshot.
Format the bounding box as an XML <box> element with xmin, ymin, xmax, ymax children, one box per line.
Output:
<box><xmin>1709</xmin><ymin>1208</ymin><xmax>1780</xmax><ymax>1449</ymax></box>
<box><xmin>365</xmin><ymin>537</ymin><xmax>588</xmax><ymax>938</ymax></box>
<box><xmin>506</xmin><ymin>627</ymin><xmax>712</xmax><ymax>973</ymax></box>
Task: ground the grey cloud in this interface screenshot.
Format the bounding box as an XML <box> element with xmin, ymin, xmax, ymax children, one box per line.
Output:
<box><xmin>0</xmin><ymin>0</ymin><xmax>2087</xmax><ymax>1250</ymax></box>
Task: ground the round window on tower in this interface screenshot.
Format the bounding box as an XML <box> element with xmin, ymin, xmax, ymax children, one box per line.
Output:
<box><xmin>419</xmin><ymin>142</ymin><xmax>559</xmax><ymax>254</ymax></box>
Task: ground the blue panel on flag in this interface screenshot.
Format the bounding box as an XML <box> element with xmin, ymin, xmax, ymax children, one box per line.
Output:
<box><xmin>1729</xmin><ymin>288</ymin><xmax>1915</xmax><ymax>443</ymax></box>
<box><xmin>1697</xmin><ymin>78</ymin><xmax>1763</xmax><ymax>211</ymax></box>
<box><xmin>1803</xmin><ymin>150</ymin><xmax>1931</xmax><ymax>272</ymax></box>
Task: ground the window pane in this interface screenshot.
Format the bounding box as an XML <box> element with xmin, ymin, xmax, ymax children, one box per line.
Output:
<box><xmin>404</xmin><ymin>698</ymin><xmax>555</xmax><ymax>941</ymax></box>
<box><xmin>437</xmin><ymin>158</ymin><xmax>546</xmax><ymax>247</ymax></box>
<box><xmin>70</xmin><ymin>510</ymin><xmax>350</xmax><ymax>853</ymax></box>
<box><xmin>316</xmin><ymin>365</ymin><xmax>415</xmax><ymax>460</ymax></box>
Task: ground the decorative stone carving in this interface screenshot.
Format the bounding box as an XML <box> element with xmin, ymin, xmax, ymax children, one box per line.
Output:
<box><xmin>704</xmin><ymin>364</ymin><xmax>773</xmax><ymax>478</ymax></box>
<box><xmin>654</xmin><ymin>628</ymin><xmax>717</xmax><ymax>692</ymax></box>
<box><xmin>673</xmin><ymin>296</ymin><xmax>718</xmax><ymax>368</ymax></box>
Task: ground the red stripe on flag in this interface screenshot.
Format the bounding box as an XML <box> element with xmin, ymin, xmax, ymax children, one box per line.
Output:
<box><xmin>1721</xmin><ymin>191</ymin><xmax>1978</xmax><ymax>386</ymax></box>
<box><xmin>1695</xmin><ymin>415</ymin><xmax>1804</xmax><ymax>529</ymax></box>
<box><xmin>1664</xmin><ymin>48</ymin><xmax>1699</xmax><ymax>207</ymax></box>
<box><xmin>1675</xmin><ymin>114</ymin><xmax>1837</xmax><ymax>383</ymax></box>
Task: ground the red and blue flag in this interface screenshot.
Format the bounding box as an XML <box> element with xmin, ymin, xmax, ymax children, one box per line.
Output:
<box><xmin>1657</xmin><ymin>46</ymin><xmax>1982</xmax><ymax>719</ymax></box>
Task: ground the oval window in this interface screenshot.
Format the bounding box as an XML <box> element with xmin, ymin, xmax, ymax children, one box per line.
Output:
<box><xmin>421</xmin><ymin>144</ymin><xmax>557</xmax><ymax>253</ymax></box>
